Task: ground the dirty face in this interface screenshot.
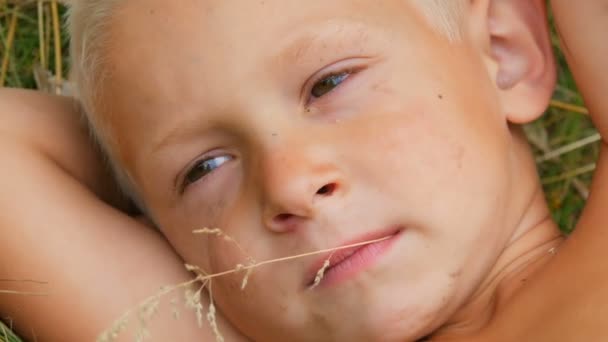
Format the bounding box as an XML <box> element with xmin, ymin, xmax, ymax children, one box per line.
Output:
<box><xmin>101</xmin><ymin>0</ymin><xmax>525</xmax><ymax>340</ymax></box>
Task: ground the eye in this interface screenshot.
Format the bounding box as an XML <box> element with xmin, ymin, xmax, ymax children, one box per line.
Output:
<box><xmin>183</xmin><ymin>155</ymin><xmax>233</xmax><ymax>188</ymax></box>
<box><xmin>310</xmin><ymin>72</ymin><xmax>350</xmax><ymax>99</ymax></box>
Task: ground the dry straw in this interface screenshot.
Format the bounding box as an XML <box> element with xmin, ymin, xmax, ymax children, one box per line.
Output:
<box><xmin>97</xmin><ymin>228</ymin><xmax>391</xmax><ymax>342</ymax></box>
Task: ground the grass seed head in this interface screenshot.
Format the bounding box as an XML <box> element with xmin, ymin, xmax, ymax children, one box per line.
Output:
<box><xmin>310</xmin><ymin>257</ymin><xmax>332</xmax><ymax>290</ymax></box>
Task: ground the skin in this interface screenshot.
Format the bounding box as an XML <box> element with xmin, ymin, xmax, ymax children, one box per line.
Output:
<box><xmin>0</xmin><ymin>91</ymin><xmax>247</xmax><ymax>341</ymax></box>
<box><xmin>469</xmin><ymin>1</ymin><xmax>608</xmax><ymax>341</ymax></box>
<box><xmin>0</xmin><ymin>0</ymin><xmax>604</xmax><ymax>341</ymax></box>
<box><xmin>98</xmin><ymin>0</ymin><xmax>559</xmax><ymax>340</ymax></box>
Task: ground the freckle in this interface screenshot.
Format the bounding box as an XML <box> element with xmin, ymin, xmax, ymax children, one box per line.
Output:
<box><xmin>371</xmin><ymin>82</ymin><xmax>392</xmax><ymax>95</ymax></box>
<box><xmin>438</xmin><ymin>94</ymin><xmax>443</xmax><ymax>100</ymax></box>
<box><xmin>453</xmin><ymin>146</ymin><xmax>465</xmax><ymax>170</ymax></box>
<box><xmin>449</xmin><ymin>270</ymin><xmax>461</xmax><ymax>279</ymax></box>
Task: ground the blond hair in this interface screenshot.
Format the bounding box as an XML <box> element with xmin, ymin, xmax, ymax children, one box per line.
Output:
<box><xmin>68</xmin><ymin>0</ymin><xmax>145</xmax><ymax>206</ymax></box>
<box><xmin>68</xmin><ymin>0</ymin><xmax>466</xmax><ymax>205</ymax></box>
<box><xmin>416</xmin><ymin>1</ymin><xmax>467</xmax><ymax>41</ymax></box>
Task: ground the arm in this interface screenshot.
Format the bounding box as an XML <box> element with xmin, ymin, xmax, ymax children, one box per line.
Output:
<box><xmin>472</xmin><ymin>2</ymin><xmax>608</xmax><ymax>341</ymax></box>
<box><xmin>0</xmin><ymin>89</ymin><xmax>246</xmax><ymax>341</ymax></box>
<box><xmin>552</xmin><ymin>0</ymin><xmax>608</xmax><ymax>138</ymax></box>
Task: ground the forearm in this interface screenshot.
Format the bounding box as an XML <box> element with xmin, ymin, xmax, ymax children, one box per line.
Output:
<box><xmin>551</xmin><ymin>0</ymin><xmax>608</xmax><ymax>142</ymax></box>
<box><xmin>0</xmin><ymin>88</ymin><xmax>126</xmax><ymax>207</ymax></box>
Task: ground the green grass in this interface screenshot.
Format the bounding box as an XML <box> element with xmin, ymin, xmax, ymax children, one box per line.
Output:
<box><xmin>0</xmin><ymin>321</ymin><xmax>21</xmax><ymax>342</ymax></box>
<box><xmin>535</xmin><ymin>16</ymin><xmax>599</xmax><ymax>234</ymax></box>
<box><xmin>0</xmin><ymin>2</ymin><xmax>600</xmax><ymax>341</ymax></box>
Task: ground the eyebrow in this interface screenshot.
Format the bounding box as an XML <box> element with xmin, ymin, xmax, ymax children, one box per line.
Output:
<box><xmin>152</xmin><ymin>116</ymin><xmax>210</xmax><ymax>154</ymax></box>
<box><xmin>279</xmin><ymin>34</ymin><xmax>319</xmax><ymax>66</ymax></box>
<box><xmin>272</xmin><ymin>20</ymin><xmax>372</xmax><ymax>68</ymax></box>
<box><xmin>153</xmin><ymin>21</ymin><xmax>373</xmax><ymax>154</ymax></box>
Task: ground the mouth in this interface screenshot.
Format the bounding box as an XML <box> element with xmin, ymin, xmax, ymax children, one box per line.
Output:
<box><xmin>305</xmin><ymin>226</ymin><xmax>403</xmax><ymax>289</ymax></box>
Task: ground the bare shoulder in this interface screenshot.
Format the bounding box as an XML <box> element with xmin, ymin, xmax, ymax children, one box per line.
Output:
<box><xmin>0</xmin><ymin>89</ymin><xmax>247</xmax><ymax>341</ymax></box>
<box><xmin>0</xmin><ymin>87</ymin><xmax>79</xmax><ymax>139</ymax></box>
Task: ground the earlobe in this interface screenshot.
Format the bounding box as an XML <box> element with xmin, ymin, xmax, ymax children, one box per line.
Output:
<box><xmin>472</xmin><ymin>0</ymin><xmax>556</xmax><ymax>124</ymax></box>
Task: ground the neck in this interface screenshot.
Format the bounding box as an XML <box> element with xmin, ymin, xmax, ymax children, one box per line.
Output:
<box><xmin>430</xmin><ymin>187</ymin><xmax>564</xmax><ymax>340</ymax></box>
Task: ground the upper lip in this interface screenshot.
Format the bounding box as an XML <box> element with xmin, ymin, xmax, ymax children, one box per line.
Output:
<box><xmin>304</xmin><ymin>226</ymin><xmax>402</xmax><ymax>287</ymax></box>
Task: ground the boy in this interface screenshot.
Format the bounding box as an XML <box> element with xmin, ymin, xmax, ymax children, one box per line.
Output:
<box><xmin>0</xmin><ymin>0</ymin><xmax>604</xmax><ymax>341</ymax></box>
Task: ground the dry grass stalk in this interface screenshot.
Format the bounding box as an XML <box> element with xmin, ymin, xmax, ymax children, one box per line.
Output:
<box><xmin>0</xmin><ymin>290</ymin><xmax>47</xmax><ymax>296</ymax></box>
<box><xmin>524</xmin><ymin>118</ymin><xmax>595</xmax><ymax>202</ymax></box>
<box><xmin>536</xmin><ymin>133</ymin><xmax>601</xmax><ymax>163</ymax></box>
<box><xmin>550</xmin><ymin>99</ymin><xmax>589</xmax><ymax>115</ymax></box>
<box><xmin>205</xmin><ymin>282</ymin><xmax>223</xmax><ymax>342</ymax></box>
<box><xmin>0</xmin><ymin>5</ymin><xmax>18</xmax><ymax>86</ymax></box>
<box><xmin>37</xmin><ymin>0</ymin><xmax>45</xmax><ymax>69</ymax></box>
<box><xmin>180</xmin><ymin>234</ymin><xmax>391</xmax><ymax>283</ymax></box>
<box><xmin>170</xmin><ymin>297</ymin><xmax>180</xmax><ymax>320</ymax></box>
<box><xmin>184</xmin><ymin>281</ymin><xmax>207</xmax><ymax>328</ymax></box>
<box><xmin>50</xmin><ymin>0</ymin><xmax>61</xmax><ymax>93</ymax></box>
<box><xmin>309</xmin><ymin>256</ymin><xmax>332</xmax><ymax>290</ymax></box>
<box><xmin>542</xmin><ymin>163</ymin><xmax>597</xmax><ymax>185</ymax></box>
<box><xmin>193</xmin><ymin>228</ymin><xmax>256</xmax><ymax>290</ymax></box>
<box><xmin>0</xmin><ymin>278</ymin><xmax>47</xmax><ymax>284</ymax></box>
<box><xmin>98</xmin><ymin>278</ymin><xmax>202</xmax><ymax>342</ymax></box>
<box><xmin>572</xmin><ymin>177</ymin><xmax>590</xmax><ymax>200</ymax></box>
<box><xmin>98</xmin><ymin>230</ymin><xmax>391</xmax><ymax>342</ymax></box>
<box><xmin>193</xmin><ymin>228</ymin><xmax>254</xmax><ymax>262</ymax></box>
<box><xmin>44</xmin><ymin>1</ymin><xmax>50</xmax><ymax>67</ymax></box>
<box><xmin>0</xmin><ymin>279</ymin><xmax>49</xmax><ymax>297</ymax></box>
<box><xmin>239</xmin><ymin>266</ymin><xmax>253</xmax><ymax>290</ymax></box>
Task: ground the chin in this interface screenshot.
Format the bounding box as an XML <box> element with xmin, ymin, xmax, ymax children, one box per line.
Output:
<box><xmin>326</xmin><ymin>279</ymin><xmax>456</xmax><ymax>341</ymax></box>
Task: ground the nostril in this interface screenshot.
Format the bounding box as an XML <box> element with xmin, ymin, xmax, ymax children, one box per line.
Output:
<box><xmin>316</xmin><ymin>183</ymin><xmax>337</xmax><ymax>196</ymax></box>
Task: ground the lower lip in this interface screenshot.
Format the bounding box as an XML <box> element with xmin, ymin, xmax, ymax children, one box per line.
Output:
<box><xmin>314</xmin><ymin>230</ymin><xmax>402</xmax><ymax>288</ymax></box>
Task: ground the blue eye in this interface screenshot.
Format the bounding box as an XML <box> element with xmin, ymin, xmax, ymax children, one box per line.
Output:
<box><xmin>184</xmin><ymin>155</ymin><xmax>232</xmax><ymax>187</ymax></box>
<box><xmin>311</xmin><ymin>72</ymin><xmax>350</xmax><ymax>98</ymax></box>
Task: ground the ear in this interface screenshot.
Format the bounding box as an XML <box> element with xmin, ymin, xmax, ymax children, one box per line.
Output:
<box><xmin>468</xmin><ymin>0</ymin><xmax>556</xmax><ymax>124</ymax></box>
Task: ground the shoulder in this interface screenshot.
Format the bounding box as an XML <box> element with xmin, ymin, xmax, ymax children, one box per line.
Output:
<box><xmin>0</xmin><ymin>88</ymin><xmax>82</xmax><ymax>144</ymax></box>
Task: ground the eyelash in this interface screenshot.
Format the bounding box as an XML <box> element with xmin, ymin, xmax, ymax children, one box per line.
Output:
<box><xmin>309</xmin><ymin>71</ymin><xmax>351</xmax><ymax>99</ymax></box>
<box><xmin>306</xmin><ymin>65</ymin><xmax>363</xmax><ymax>104</ymax></box>
<box><xmin>181</xmin><ymin>154</ymin><xmax>233</xmax><ymax>192</ymax></box>
<box><xmin>179</xmin><ymin>64</ymin><xmax>364</xmax><ymax>193</ymax></box>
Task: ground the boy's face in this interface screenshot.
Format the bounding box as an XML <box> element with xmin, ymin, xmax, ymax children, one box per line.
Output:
<box><xmin>103</xmin><ymin>0</ymin><xmax>534</xmax><ymax>340</ymax></box>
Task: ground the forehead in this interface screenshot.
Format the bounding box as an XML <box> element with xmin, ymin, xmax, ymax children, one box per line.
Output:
<box><xmin>101</xmin><ymin>0</ymin><xmax>436</xmax><ymax>163</ymax></box>
<box><xmin>111</xmin><ymin>0</ymin><xmax>425</xmax><ymax>46</ymax></box>
<box><xmin>105</xmin><ymin>0</ymin><xmax>429</xmax><ymax>96</ymax></box>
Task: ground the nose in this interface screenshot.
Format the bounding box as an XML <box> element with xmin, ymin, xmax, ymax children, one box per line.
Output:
<box><xmin>261</xmin><ymin>146</ymin><xmax>343</xmax><ymax>233</ymax></box>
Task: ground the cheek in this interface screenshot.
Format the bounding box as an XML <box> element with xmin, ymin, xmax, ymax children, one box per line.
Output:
<box><xmin>345</xmin><ymin>87</ymin><xmax>512</xmax><ymax>235</ymax></box>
